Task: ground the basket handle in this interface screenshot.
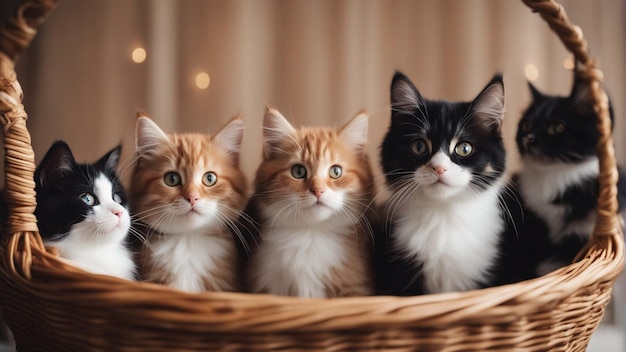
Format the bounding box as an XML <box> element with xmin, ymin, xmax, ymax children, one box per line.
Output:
<box><xmin>0</xmin><ymin>1</ymin><xmax>59</xmax><ymax>279</ymax></box>
<box><xmin>522</xmin><ymin>0</ymin><xmax>623</xmax><ymax>249</ymax></box>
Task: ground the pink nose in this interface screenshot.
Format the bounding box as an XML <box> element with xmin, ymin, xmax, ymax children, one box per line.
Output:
<box><xmin>433</xmin><ymin>166</ymin><xmax>446</xmax><ymax>176</ymax></box>
<box><xmin>112</xmin><ymin>209</ymin><xmax>123</xmax><ymax>218</ymax></box>
<box><xmin>310</xmin><ymin>187</ymin><xmax>325</xmax><ymax>199</ymax></box>
<box><xmin>187</xmin><ymin>194</ymin><xmax>200</xmax><ymax>206</ymax></box>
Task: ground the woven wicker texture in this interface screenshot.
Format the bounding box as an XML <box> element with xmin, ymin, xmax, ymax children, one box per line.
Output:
<box><xmin>0</xmin><ymin>0</ymin><xmax>623</xmax><ymax>351</ymax></box>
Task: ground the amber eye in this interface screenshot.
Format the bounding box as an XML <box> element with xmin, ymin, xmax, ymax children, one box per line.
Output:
<box><xmin>329</xmin><ymin>165</ymin><xmax>343</xmax><ymax>179</ymax></box>
<box><xmin>521</xmin><ymin>121</ymin><xmax>532</xmax><ymax>132</ymax></box>
<box><xmin>202</xmin><ymin>172</ymin><xmax>217</xmax><ymax>186</ymax></box>
<box><xmin>410</xmin><ymin>139</ymin><xmax>429</xmax><ymax>156</ymax></box>
<box><xmin>546</xmin><ymin>122</ymin><xmax>565</xmax><ymax>135</ymax></box>
<box><xmin>454</xmin><ymin>142</ymin><xmax>473</xmax><ymax>157</ymax></box>
<box><xmin>164</xmin><ymin>172</ymin><xmax>181</xmax><ymax>187</ymax></box>
<box><xmin>291</xmin><ymin>164</ymin><xmax>307</xmax><ymax>179</ymax></box>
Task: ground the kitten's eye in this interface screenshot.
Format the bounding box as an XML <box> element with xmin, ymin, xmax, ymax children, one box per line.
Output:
<box><xmin>329</xmin><ymin>165</ymin><xmax>343</xmax><ymax>179</ymax></box>
<box><xmin>291</xmin><ymin>164</ymin><xmax>307</xmax><ymax>179</ymax></box>
<box><xmin>521</xmin><ymin>121</ymin><xmax>532</xmax><ymax>132</ymax></box>
<box><xmin>546</xmin><ymin>122</ymin><xmax>565</xmax><ymax>135</ymax></box>
<box><xmin>202</xmin><ymin>172</ymin><xmax>218</xmax><ymax>186</ymax></box>
<box><xmin>80</xmin><ymin>193</ymin><xmax>96</xmax><ymax>206</ymax></box>
<box><xmin>410</xmin><ymin>139</ymin><xmax>429</xmax><ymax>156</ymax></box>
<box><xmin>454</xmin><ymin>142</ymin><xmax>473</xmax><ymax>157</ymax></box>
<box><xmin>164</xmin><ymin>172</ymin><xmax>181</xmax><ymax>187</ymax></box>
<box><xmin>112</xmin><ymin>193</ymin><xmax>122</xmax><ymax>204</ymax></box>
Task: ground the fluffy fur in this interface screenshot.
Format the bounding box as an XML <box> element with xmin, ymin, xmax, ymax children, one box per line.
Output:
<box><xmin>130</xmin><ymin>113</ymin><xmax>247</xmax><ymax>292</ymax></box>
<box><xmin>243</xmin><ymin>107</ymin><xmax>377</xmax><ymax>298</ymax></box>
<box><xmin>34</xmin><ymin>141</ymin><xmax>136</xmax><ymax>280</ymax></box>
<box><xmin>515</xmin><ymin>77</ymin><xmax>626</xmax><ymax>275</ymax></box>
<box><xmin>376</xmin><ymin>71</ymin><xmax>518</xmax><ymax>295</ymax></box>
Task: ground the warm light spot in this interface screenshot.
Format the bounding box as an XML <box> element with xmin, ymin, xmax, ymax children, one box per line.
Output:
<box><xmin>195</xmin><ymin>72</ymin><xmax>211</xmax><ymax>90</ymax></box>
<box><xmin>131</xmin><ymin>47</ymin><xmax>147</xmax><ymax>63</ymax></box>
<box><xmin>525</xmin><ymin>63</ymin><xmax>539</xmax><ymax>81</ymax></box>
<box><xmin>564</xmin><ymin>56</ymin><xmax>575</xmax><ymax>70</ymax></box>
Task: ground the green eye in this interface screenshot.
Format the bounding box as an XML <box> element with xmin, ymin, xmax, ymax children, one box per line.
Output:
<box><xmin>202</xmin><ymin>172</ymin><xmax>218</xmax><ymax>186</ymax></box>
<box><xmin>164</xmin><ymin>172</ymin><xmax>181</xmax><ymax>187</ymax></box>
<box><xmin>410</xmin><ymin>139</ymin><xmax>429</xmax><ymax>156</ymax></box>
<box><xmin>80</xmin><ymin>193</ymin><xmax>95</xmax><ymax>206</ymax></box>
<box><xmin>329</xmin><ymin>165</ymin><xmax>343</xmax><ymax>179</ymax></box>
<box><xmin>521</xmin><ymin>121</ymin><xmax>532</xmax><ymax>132</ymax></box>
<box><xmin>454</xmin><ymin>142</ymin><xmax>473</xmax><ymax>157</ymax></box>
<box><xmin>291</xmin><ymin>164</ymin><xmax>307</xmax><ymax>179</ymax></box>
<box><xmin>546</xmin><ymin>122</ymin><xmax>565</xmax><ymax>135</ymax></box>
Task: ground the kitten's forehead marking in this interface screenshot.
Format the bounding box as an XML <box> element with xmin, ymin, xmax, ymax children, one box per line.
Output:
<box><xmin>93</xmin><ymin>173</ymin><xmax>114</xmax><ymax>204</ymax></box>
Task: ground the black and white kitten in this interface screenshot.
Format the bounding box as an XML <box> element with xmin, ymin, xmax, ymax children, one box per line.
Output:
<box><xmin>34</xmin><ymin>141</ymin><xmax>136</xmax><ymax>280</ymax></box>
<box><xmin>376</xmin><ymin>71</ymin><xmax>519</xmax><ymax>295</ymax></box>
<box><xmin>515</xmin><ymin>77</ymin><xmax>626</xmax><ymax>276</ymax></box>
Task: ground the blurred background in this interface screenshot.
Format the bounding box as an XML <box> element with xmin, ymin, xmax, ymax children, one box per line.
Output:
<box><xmin>0</xmin><ymin>0</ymin><xmax>624</xmax><ymax>350</ymax></box>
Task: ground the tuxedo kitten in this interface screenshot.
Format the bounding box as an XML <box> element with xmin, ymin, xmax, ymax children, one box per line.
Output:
<box><xmin>130</xmin><ymin>114</ymin><xmax>247</xmax><ymax>292</ymax></box>
<box><xmin>515</xmin><ymin>77</ymin><xmax>626</xmax><ymax>275</ymax></box>
<box><xmin>244</xmin><ymin>107</ymin><xmax>377</xmax><ymax>298</ymax></box>
<box><xmin>376</xmin><ymin>71</ymin><xmax>518</xmax><ymax>295</ymax></box>
<box><xmin>34</xmin><ymin>141</ymin><xmax>136</xmax><ymax>280</ymax></box>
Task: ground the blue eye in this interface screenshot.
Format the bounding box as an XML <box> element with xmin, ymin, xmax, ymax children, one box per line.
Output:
<box><xmin>164</xmin><ymin>172</ymin><xmax>181</xmax><ymax>186</ymax></box>
<box><xmin>203</xmin><ymin>172</ymin><xmax>217</xmax><ymax>186</ymax></box>
<box><xmin>81</xmin><ymin>193</ymin><xmax>95</xmax><ymax>206</ymax></box>
<box><xmin>291</xmin><ymin>164</ymin><xmax>307</xmax><ymax>179</ymax></box>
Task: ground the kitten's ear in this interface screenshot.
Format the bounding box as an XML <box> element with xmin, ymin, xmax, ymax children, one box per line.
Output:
<box><xmin>339</xmin><ymin>110</ymin><xmax>368</xmax><ymax>153</ymax></box>
<box><xmin>36</xmin><ymin>141</ymin><xmax>76</xmax><ymax>186</ymax></box>
<box><xmin>470</xmin><ymin>74</ymin><xmax>505</xmax><ymax>131</ymax></box>
<box><xmin>569</xmin><ymin>75</ymin><xmax>593</xmax><ymax>106</ymax></box>
<box><xmin>390</xmin><ymin>71</ymin><xmax>423</xmax><ymax>116</ymax></box>
<box><xmin>213</xmin><ymin>115</ymin><xmax>244</xmax><ymax>165</ymax></box>
<box><xmin>528</xmin><ymin>81</ymin><xmax>544</xmax><ymax>101</ymax></box>
<box><xmin>263</xmin><ymin>107</ymin><xmax>296</xmax><ymax>158</ymax></box>
<box><xmin>96</xmin><ymin>144</ymin><xmax>122</xmax><ymax>172</ymax></box>
<box><xmin>135</xmin><ymin>114</ymin><xmax>169</xmax><ymax>159</ymax></box>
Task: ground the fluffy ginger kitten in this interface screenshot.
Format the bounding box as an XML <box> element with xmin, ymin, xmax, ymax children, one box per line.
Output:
<box><xmin>244</xmin><ymin>107</ymin><xmax>377</xmax><ymax>298</ymax></box>
<box><xmin>130</xmin><ymin>113</ymin><xmax>248</xmax><ymax>292</ymax></box>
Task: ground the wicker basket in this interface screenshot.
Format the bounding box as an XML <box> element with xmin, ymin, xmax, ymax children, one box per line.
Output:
<box><xmin>0</xmin><ymin>0</ymin><xmax>623</xmax><ymax>351</ymax></box>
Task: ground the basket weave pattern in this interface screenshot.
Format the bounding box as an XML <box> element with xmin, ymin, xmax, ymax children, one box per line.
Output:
<box><xmin>0</xmin><ymin>0</ymin><xmax>623</xmax><ymax>351</ymax></box>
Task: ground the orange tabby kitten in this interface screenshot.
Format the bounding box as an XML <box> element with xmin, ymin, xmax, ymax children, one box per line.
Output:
<box><xmin>244</xmin><ymin>107</ymin><xmax>377</xmax><ymax>298</ymax></box>
<box><xmin>130</xmin><ymin>113</ymin><xmax>247</xmax><ymax>292</ymax></box>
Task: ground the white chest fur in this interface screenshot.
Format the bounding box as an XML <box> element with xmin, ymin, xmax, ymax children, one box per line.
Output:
<box><xmin>518</xmin><ymin>157</ymin><xmax>598</xmax><ymax>242</ymax></box>
<box><xmin>249</xmin><ymin>225</ymin><xmax>349</xmax><ymax>298</ymax></box>
<box><xmin>391</xmin><ymin>183</ymin><xmax>505</xmax><ymax>294</ymax></box>
<box><xmin>149</xmin><ymin>231</ymin><xmax>230</xmax><ymax>292</ymax></box>
<box><xmin>54</xmin><ymin>241</ymin><xmax>135</xmax><ymax>280</ymax></box>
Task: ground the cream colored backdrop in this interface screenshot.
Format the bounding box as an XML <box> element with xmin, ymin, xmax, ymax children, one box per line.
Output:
<box><xmin>3</xmin><ymin>0</ymin><xmax>626</xmax><ymax>345</ymax></box>
<box><xmin>12</xmin><ymin>0</ymin><xmax>625</xmax><ymax>183</ymax></box>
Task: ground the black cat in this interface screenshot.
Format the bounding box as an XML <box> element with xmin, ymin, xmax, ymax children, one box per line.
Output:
<box><xmin>515</xmin><ymin>76</ymin><xmax>626</xmax><ymax>276</ymax></box>
<box><xmin>376</xmin><ymin>71</ymin><xmax>523</xmax><ymax>295</ymax></box>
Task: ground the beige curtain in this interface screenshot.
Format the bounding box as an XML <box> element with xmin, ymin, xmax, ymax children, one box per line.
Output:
<box><xmin>13</xmin><ymin>0</ymin><xmax>624</xmax><ymax>181</ymax></box>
